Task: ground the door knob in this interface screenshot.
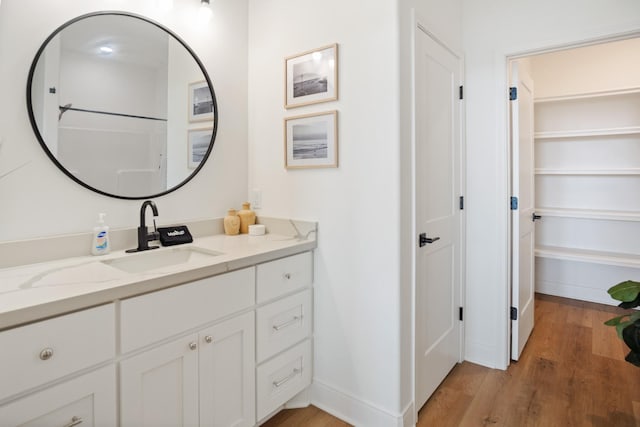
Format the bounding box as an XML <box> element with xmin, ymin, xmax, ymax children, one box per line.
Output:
<box><xmin>419</xmin><ymin>233</ymin><xmax>440</xmax><ymax>247</ymax></box>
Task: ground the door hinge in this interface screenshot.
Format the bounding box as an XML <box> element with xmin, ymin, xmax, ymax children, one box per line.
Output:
<box><xmin>509</xmin><ymin>87</ymin><xmax>517</xmax><ymax>101</ymax></box>
<box><xmin>459</xmin><ymin>85</ymin><xmax>464</xmax><ymax>100</ymax></box>
<box><xmin>510</xmin><ymin>307</ymin><xmax>518</xmax><ymax>320</ymax></box>
<box><xmin>459</xmin><ymin>307</ymin><xmax>464</xmax><ymax>321</ymax></box>
<box><xmin>510</xmin><ymin>196</ymin><xmax>518</xmax><ymax>210</ymax></box>
<box><xmin>459</xmin><ymin>196</ymin><xmax>464</xmax><ymax>210</ymax></box>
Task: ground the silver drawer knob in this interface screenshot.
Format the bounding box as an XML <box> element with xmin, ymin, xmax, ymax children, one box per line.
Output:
<box><xmin>204</xmin><ymin>335</ymin><xmax>213</xmax><ymax>344</ymax></box>
<box><xmin>39</xmin><ymin>348</ymin><xmax>54</xmax><ymax>361</ymax></box>
<box><xmin>189</xmin><ymin>342</ymin><xmax>197</xmax><ymax>351</ymax></box>
<box><xmin>283</xmin><ymin>273</ymin><xmax>291</xmax><ymax>280</ymax></box>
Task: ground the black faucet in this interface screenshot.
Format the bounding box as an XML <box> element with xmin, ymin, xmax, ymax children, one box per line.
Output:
<box><xmin>126</xmin><ymin>200</ymin><xmax>160</xmax><ymax>253</ymax></box>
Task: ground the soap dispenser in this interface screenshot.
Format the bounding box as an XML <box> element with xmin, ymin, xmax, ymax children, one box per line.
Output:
<box><xmin>91</xmin><ymin>213</ymin><xmax>110</xmax><ymax>255</ymax></box>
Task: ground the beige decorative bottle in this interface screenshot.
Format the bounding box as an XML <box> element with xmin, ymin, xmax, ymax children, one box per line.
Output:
<box><xmin>223</xmin><ymin>209</ymin><xmax>240</xmax><ymax>235</ymax></box>
<box><xmin>238</xmin><ymin>202</ymin><xmax>256</xmax><ymax>234</ymax></box>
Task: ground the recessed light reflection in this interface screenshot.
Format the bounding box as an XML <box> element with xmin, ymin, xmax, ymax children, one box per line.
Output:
<box><xmin>99</xmin><ymin>46</ymin><xmax>114</xmax><ymax>54</ymax></box>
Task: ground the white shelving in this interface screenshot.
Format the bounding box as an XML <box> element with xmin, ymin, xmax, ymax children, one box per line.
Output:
<box><xmin>536</xmin><ymin>208</ymin><xmax>640</xmax><ymax>222</ymax></box>
<box><xmin>535</xmin><ymin>246</ymin><xmax>640</xmax><ymax>269</ymax></box>
<box><xmin>535</xmin><ymin>126</ymin><xmax>640</xmax><ymax>139</ymax></box>
<box><xmin>534</xmin><ymin>87</ymin><xmax>640</xmax><ymax>303</ymax></box>
<box><xmin>534</xmin><ymin>87</ymin><xmax>640</xmax><ymax>103</ymax></box>
<box><xmin>535</xmin><ymin>168</ymin><xmax>640</xmax><ymax>175</ymax></box>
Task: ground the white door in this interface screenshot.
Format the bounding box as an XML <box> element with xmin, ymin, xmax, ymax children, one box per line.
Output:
<box><xmin>199</xmin><ymin>312</ymin><xmax>255</xmax><ymax>427</ymax></box>
<box><xmin>120</xmin><ymin>334</ymin><xmax>199</xmax><ymax>427</ymax></box>
<box><xmin>415</xmin><ymin>26</ymin><xmax>462</xmax><ymax>411</ymax></box>
<box><xmin>510</xmin><ymin>62</ymin><xmax>536</xmax><ymax>360</ymax></box>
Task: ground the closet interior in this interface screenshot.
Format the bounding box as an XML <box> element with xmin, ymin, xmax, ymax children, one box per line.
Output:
<box><xmin>526</xmin><ymin>37</ymin><xmax>640</xmax><ymax>305</ymax></box>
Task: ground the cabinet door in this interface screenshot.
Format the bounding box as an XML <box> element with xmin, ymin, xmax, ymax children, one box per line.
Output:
<box><xmin>199</xmin><ymin>312</ymin><xmax>255</xmax><ymax>427</ymax></box>
<box><xmin>0</xmin><ymin>365</ymin><xmax>116</xmax><ymax>427</ymax></box>
<box><xmin>120</xmin><ymin>335</ymin><xmax>199</xmax><ymax>427</ymax></box>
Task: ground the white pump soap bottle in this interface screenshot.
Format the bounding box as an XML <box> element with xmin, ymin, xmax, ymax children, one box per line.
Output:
<box><xmin>91</xmin><ymin>213</ymin><xmax>110</xmax><ymax>255</ymax></box>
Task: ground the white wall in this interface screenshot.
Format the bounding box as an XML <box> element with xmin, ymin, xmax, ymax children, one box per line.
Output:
<box><xmin>0</xmin><ymin>0</ymin><xmax>248</xmax><ymax>242</ymax></box>
<box><xmin>248</xmin><ymin>0</ymin><xmax>404</xmax><ymax>423</ymax></box>
<box><xmin>462</xmin><ymin>0</ymin><xmax>640</xmax><ymax>368</ymax></box>
<box><xmin>530</xmin><ymin>37</ymin><xmax>640</xmax><ymax>98</ymax></box>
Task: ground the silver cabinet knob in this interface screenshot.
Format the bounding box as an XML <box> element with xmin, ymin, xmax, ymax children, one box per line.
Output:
<box><xmin>204</xmin><ymin>335</ymin><xmax>213</xmax><ymax>344</ymax></box>
<box><xmin>189</xmin><ymin>342</ymin><xmax>197</xmax><ymax>351</ymax></box>
<box><xmin>39</xmin><ymin>348</ymin><xmax>54</xmax><ymax>361</ymax></box>
<box><xmin>283</xmin><ymin>273</ymin><xmax>291</xmax><ymax>280</ymax></box>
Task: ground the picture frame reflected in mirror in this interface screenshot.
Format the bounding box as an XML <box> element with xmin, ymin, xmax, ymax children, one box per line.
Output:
<box><xmin>189</xmin><ymin>80</ymin><xmax>215</xmax><ymax>122</ymax></box>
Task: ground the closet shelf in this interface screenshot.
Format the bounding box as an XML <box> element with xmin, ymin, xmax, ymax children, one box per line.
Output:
<box><xmin>536</xmin><ymin>208</ymin><xmax>640</xmax><ymax>222</ymax></box>
<box><xmin>535</xmin><ymin>246</ymin><xmax>640</xmax><ymax>268</ymax></box>
<box><xmin>535</xmin><ymin>168</ymin><xmax>640</xmax><ymax>176</ymax></box>
<box><xmin>534</xmin><ymin>126</ymin><xmax>640</xmax><ymax>139</ymax></box>
<box><xmin>534</xmin><ymin>87</ymin><xmax>640</xmax><ymax>103</ymax></box>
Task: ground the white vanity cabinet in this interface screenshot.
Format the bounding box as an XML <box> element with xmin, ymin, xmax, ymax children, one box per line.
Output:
<box><xmin>255</xmin><ymin>252</ymin><xmax>313</xmax><ymax>422</ymax></box>
<box><xmin>0</xmin><ymin>365</ymin><xmax>117</xmax><ymax>427</ymax></box>
<box><xmin>119</xmin><ymin>267</ymin><xmax>256</xmax><ymax>427</ymax></box>
<box><xmin>120</xmin><ymin>312</ymin><xmax>255</xmax><ymax>427</ymax></box>
<box><xmin>0</xmin><ymin>248</ymin><xmax>314</xmax><ymax>427</ymax></box>
<box><xmin>0</xmin><ymin>304</ymin><xmax>117</xmax><ymax>426</ymax></box>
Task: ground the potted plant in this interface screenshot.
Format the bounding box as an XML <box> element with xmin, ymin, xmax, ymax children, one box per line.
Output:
<box><xmin>604</xmin><ymin>280</ymin><xmax>640</xmax><ymax>367</ymax></box>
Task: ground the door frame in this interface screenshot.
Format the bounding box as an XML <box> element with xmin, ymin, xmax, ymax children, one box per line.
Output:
<box><xmin>504</xmin><ymin>30</ymin><xmax>640</xmax><ymax>365</ymax></box>
<box><xmin>411</xmin><ymin>11</ymin><xmax>466</xmax><ymax>419</ymax></box>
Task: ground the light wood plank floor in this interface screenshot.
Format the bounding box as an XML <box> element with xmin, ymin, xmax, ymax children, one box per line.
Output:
<box><xmin>260</xmin><ymin>404</ymin><xmax>350</xmax><ymax>427</ymax></box>
<box><xmin>262</xmin><ymin>294</ymin><xmax>640</xmax><ymax>426</ymax></box>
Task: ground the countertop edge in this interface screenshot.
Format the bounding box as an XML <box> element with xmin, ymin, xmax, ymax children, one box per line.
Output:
<box><xmin>0</xmin><ymin>238</ymin><xmax>317</xmax><ymax>331</ymax></box>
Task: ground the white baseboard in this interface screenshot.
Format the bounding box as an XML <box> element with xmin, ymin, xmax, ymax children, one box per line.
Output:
<box><xmin>536</xmin><ymin>280</ymin><xmax>617</xmax><ymax>306</ymax></box>
<box><xmin>402</xmin><ymin>401</ymin><xmax>416</xmax><ymax>427</ymax></box>
<box><xmin>310</xmin><ymin>379</ymin><xmax>410</xmax><ymax>427</ymax></box>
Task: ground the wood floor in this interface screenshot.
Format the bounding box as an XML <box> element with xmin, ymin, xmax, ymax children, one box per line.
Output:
<box><xmin>260</xmin><ymin>404</ymin><xmax>351</xmax><ymax>427</ymax></box>
<box><xmin>261</xmin><ymin>294</ymin><xmax>640</xmax><ymax>426</ymax></box>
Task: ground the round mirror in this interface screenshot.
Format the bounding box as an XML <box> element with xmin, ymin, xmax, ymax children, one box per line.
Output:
<box><xmin>27</xmin><ymin>12</ymin><xmax>218</xmax><ymax>199</ymax></box>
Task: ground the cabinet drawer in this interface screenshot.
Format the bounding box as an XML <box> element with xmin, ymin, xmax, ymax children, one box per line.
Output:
<box><xmin>256</xmin><ymin>339</ymin><xmax>312</xmax><ymax>421</ymax></box>
<box><xmin>0</xmin><ymin>365</ymin><xmax>116</xmax><ymax>426</ymax></box>
<box><xmin>121</xmin><ymin>267</ymin><xmax>255</xmax><ymax>353</ymax></box>
<box><xmin>0</xmin><ymin>304</ymin><xmax>115</xmax><ymax>401</ymax></box>
<box><xmin>256</xmin><ymin>290</ymin><xmax>312</xmax><ymax>363</ymax></box>
<box><xmin>256</xmin><ymin>252</ymin><xmax>312</xmax><ymax>303</ymax></box>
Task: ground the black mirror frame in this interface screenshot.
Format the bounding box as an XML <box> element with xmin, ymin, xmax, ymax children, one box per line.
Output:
<box><xmin>26</xmin><ymin>11</ymin><xmax>219</xmax><ymax>200</ymax></box>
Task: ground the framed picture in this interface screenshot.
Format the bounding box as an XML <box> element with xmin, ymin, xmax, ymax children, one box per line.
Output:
<box><xmin>284</xmin><ymin>111</ymin><xmax>338</xmax><ymax>169</ymax></box>
<box><xmin>188</xmin><ymin>81</ymin><xmax>214</xmax><ymax>122</ymax></box>
<box><xmin>188</xmin><ymin>127</ymin><xmax>213</xmax><ymax>169</ymax></box>
<box><xmin>285</xmin><ymin>44</ymin><xmax>338</xmax><ymax>109</ymax></box>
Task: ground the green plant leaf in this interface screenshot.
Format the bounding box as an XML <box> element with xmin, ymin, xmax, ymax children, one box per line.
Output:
<box><xmin>619</xmin><ymin>293</ymin><xmax>640</xmax><ymax>309</ymax></box>
<box><xmin>608</xmin><ymin>280</ymin><xmax>640</xmax><ymax>302</ymax></box>
<box><xmin>607</xmin><ymin>312</ymin><xmax>640</xmax><ymax>338</ymax></box>
<box><xmin>605</xmin><ymin>315</ymin><xmax>628</xmax><ymax>326</ymax></box>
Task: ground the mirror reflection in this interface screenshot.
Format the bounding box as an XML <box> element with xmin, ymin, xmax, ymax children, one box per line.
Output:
<box><xmin>28</xmin><ymin>12</ymin><xmax>217</xmax><ymax>199</ymax></box>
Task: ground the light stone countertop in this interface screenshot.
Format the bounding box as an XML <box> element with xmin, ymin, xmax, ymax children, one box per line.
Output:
<box><xmin>0</xmin><ymin>218</ymin><xmax>317</xmax><ymax>331</ymax></box>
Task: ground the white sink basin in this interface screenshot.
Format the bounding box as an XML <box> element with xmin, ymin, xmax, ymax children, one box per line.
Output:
<box><xmin>102</xmin><ymin>246</ymin><xmax>223</xmax><ymax>274</ymax></box>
